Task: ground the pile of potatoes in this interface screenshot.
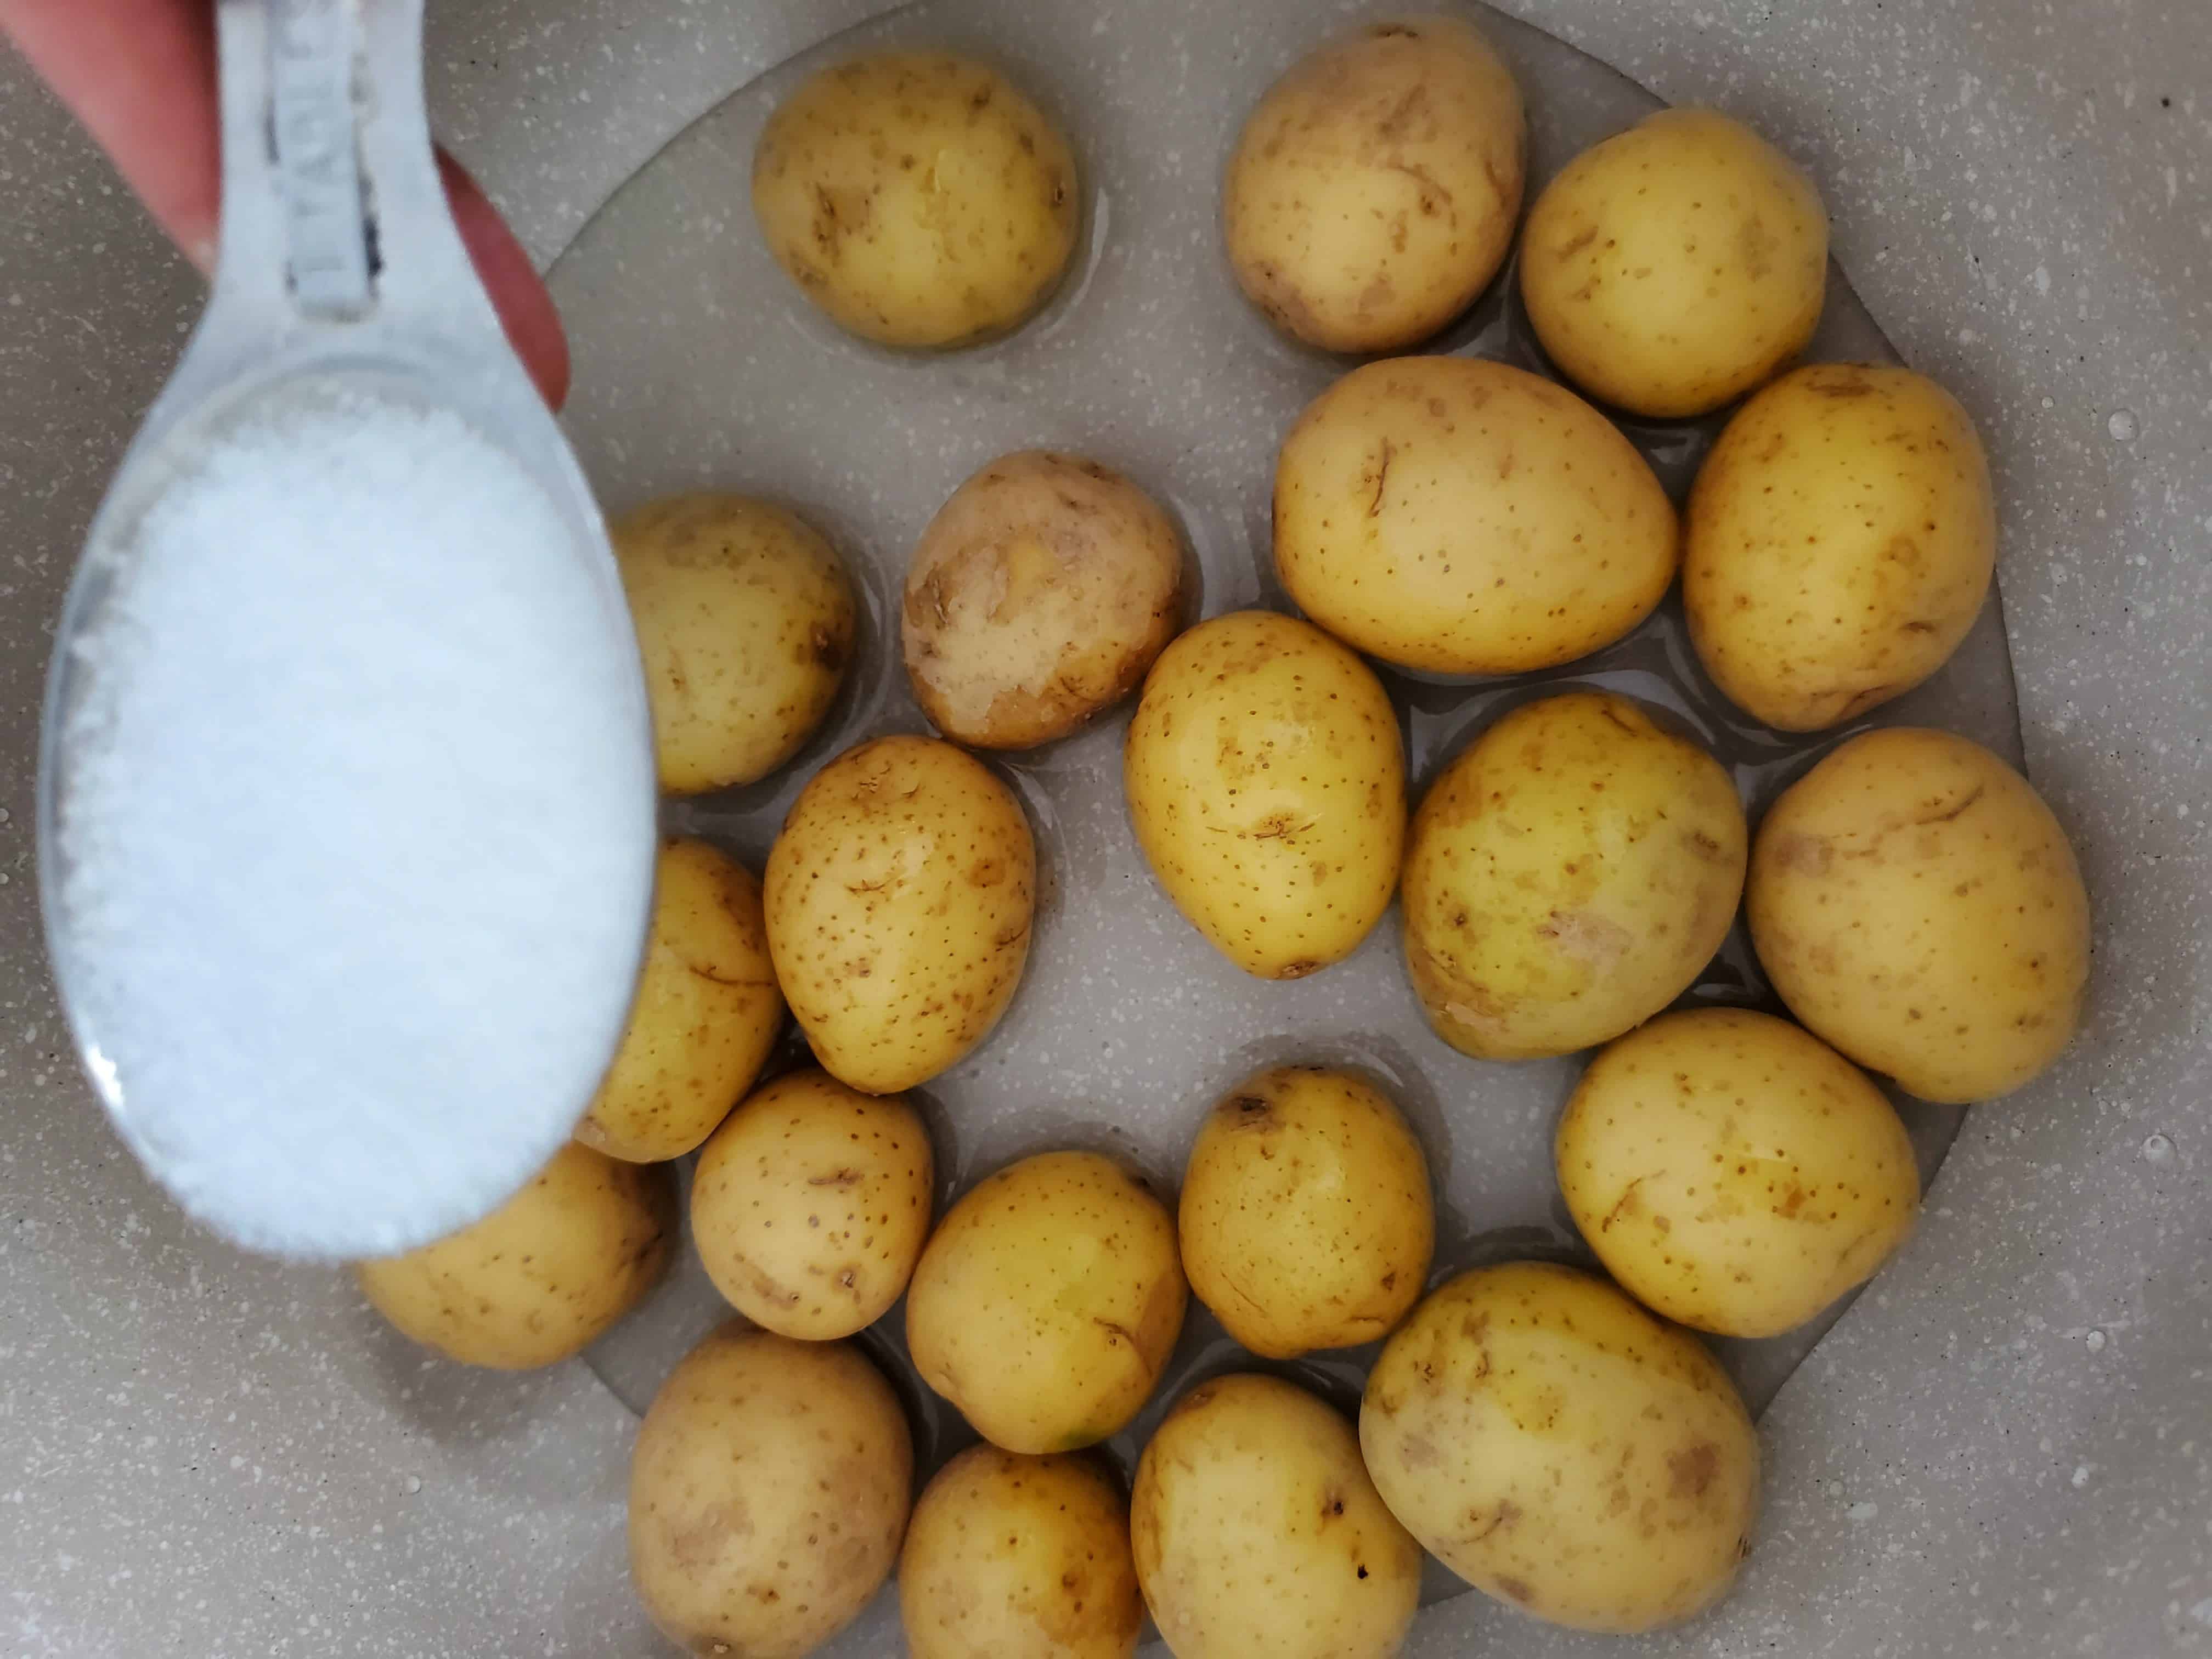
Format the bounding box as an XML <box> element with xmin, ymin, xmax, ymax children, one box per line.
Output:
<box><xmin>345</xmin><ymin>14</ymin><xmax>2094</xmax><ymax>1659</ymax></box>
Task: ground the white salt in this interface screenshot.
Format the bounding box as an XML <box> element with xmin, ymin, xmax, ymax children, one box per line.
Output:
<box><xmin>52</xmin><ymin>381</ymin><xmax>654</xmax><ymax>1259</ymax></box>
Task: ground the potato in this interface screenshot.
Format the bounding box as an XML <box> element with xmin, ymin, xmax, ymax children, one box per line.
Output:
<box><xmin>906</xmin><ymin>1151</ymin><xmax>1186</xmax><ymax>1453</ymax></box>
<box><xmin>629</xmin><ymin>1324</ymin><xmax>911</xmax><ymax>1659</ymax></box>
<box><xmin>1557</xmin><ymin>1008</ymin><xmax>1920</xmax><ymax>1337</ymax></box>
<box><xmin>765</xmin><ymin>733</ymin><xmax>1035</xmax><ymax>1094</ymax></box>
<box><xmin>752</xmin><ymin>52</ymin><xmax>1079</xmax><ymax>348</ymax></box>
<box><xmin>614</xmin><ymin>493</ymin><xmax>856</xmax><ymax>793</ymax></box>
<box><xmin>900</xmin><ymin>1446</ymin><xmax>1143</xmax><ymax>1659</ymax></box>
<box><xmin>1747</xmin><ymin>726</ymin><xmax>2091</xmax><ymax>1103</ymax></box>
<box><xmin>903</xmin><ymin>452</ymin><xmax>1186</xmax><ymax>749</ymax></box>
<box><xmin>1223</xmin><ymin>15</ymin><xmax>1525</xmax><ymax>352</ymax></box>
<box><xmin>1520</xmin><ymin>109</ymin><xmax>1829</xmax><ymax>418</ymax></box>
<box><xmin>1401</xmin><ymin>691</ymin><xmax>1747</xmax><ymax>1061</ymax></box>
<box><xmin>1274</xmin><ymin>357</ymin><xmax>1677</xmax><ymax>675</ymax></box>
<box><xmin>1132</xmin><ymin>1373</ymin><xmax>1422</xmax><ymax>1659</ymax></box>
<box><xmin>575</xmin><ymin>839</ymin><xmax>784</xmax><ymax>1163</ymax></box>
<box><xmin>1124</xmin><ymin>610</ymin><xmax>1404</xmax><ymax>979</ymax></box>
<box><xmin>1179</xmin><ymin>1064</ymin><xmax>1432</xmax><ymax>1358</ymax></box>
<box><xmin>354</xmin><ymin>1142</ymin><xmax>673</xmax><ymax>1370</ymax></box>
<box><xmin>1685</xmin><ymin>363</ymin><xmax>1996</xmax><ymax>730</ymax></box>
<box><xmin>690</xmin><ymin>1068</ymin><xmax>934</xmax><ymax>1340</ymax></box>
<box><xmin>1361</xmin><ymin>1262</ymin><xmax>1759</xmax><ymax>1633</ymax></box>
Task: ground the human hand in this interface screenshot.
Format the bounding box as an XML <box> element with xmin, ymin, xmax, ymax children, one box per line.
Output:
<box><xmin>1</xmin><ymin>0</ymin><xmax>572</xmax><ymax>408</ymax></box>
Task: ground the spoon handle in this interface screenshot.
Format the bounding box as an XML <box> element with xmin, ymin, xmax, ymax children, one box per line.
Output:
<box><xmin>206</xmin><ymin>0</ymin><xmax>502</xmax><ymax>362</ymax></box>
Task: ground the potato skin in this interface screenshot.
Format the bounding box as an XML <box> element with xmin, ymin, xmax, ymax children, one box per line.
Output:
<box><xmin>906</xmin><ymin>1151</ymin><xmax>1187</xmax><ymax>1454</ymax></box>
<box><xmin>1685</xmin><ymin>363</ymin><xmax>1996</xmax><ymax>731</ymax></box>
<box><xmin>354</xmin><ymin>1142</ymin><xmax>673</xmax><ymax>1370</ymax></box>
<box><xmin>1557</xmin><ymin>1008</ymin><xmax>1920</xmax><ymax>1337</ymax></box>
<box><xmin>752</xmin><ymin>52</ymin><xmax>1078</xmax><ymax>348</ymax></box>
<box><xmin>1521</xmin><ymin>109</ymin><xmax>1829</xmax><ymax>418</ymax></box>
<box><xmin>1747</xmin><ymin>727</ymin><xmax>2091</xmax><ymax>1102</ymax></box>
<box><xmin>690</xmin><ymin>1068</ymin><xmax>934</xmax><ymax>1340</ymax></box>
<box><xmin>576</xmin><ymin>839</ymin><xmax>784</xmax><ymax>1163</ymax></box>
<box><xmin>1179</xmin><ymin>1064</ymin><xmax>1433</xmax><ymax>1358</ymax></box>
<box><xmin>1402</xmin><ymin>691</ymin><xmax>1747</xmax><ymax>1060</ymax></box>
<box><xmin>628</xmin><ymin>1325</ymin><xmax>912</xmax><ymax>1659</ymax></box>
<box><xmin>1223</xmin><ymin>15</ymin><xmax>1525</xmax><ymax>352</ymax></box>
<box><xmin>900</xmin><ymin>1446</ymin><xmax>1143</xmax><ymax>1659</ymax></box>
<box><xmin>765</xmin><ymin>734</ymin><xmax>1035</xmax><ymax>1094</ymax></box>
<box><xmin>1361</xmin><ymin>1262</ymin><xmax>1760</xmax><ymax>1634</ymax></box>
<box><xmin>614</xmin><ymin>493</ymin><xmax>856</xmax><ymax>793</ymax></box>
<box><xmin>1131</xmin><ymin>1373</ymin><xmax>1423</xmax><ymax>1659</ymax></box>
<box><xmin>902</xmin><ymin>452</ymin><xmax>1186</xmax><ymax>749</ymax></box>
<box><xmin>1124</xmin><ymin>610</ymin><xmax>1405</xmax><ymax>980</ymax></box>
<box><xmin>1274</xmin><ymin>357</ymin><xmax>1678</xmax><ymax>675</ymax></box>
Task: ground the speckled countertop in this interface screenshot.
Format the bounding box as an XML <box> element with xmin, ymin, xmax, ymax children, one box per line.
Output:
<box><xmin>0</xmin><ymin>2</ymin><xmax>2205</xmax><ymax>1656</ymax></box>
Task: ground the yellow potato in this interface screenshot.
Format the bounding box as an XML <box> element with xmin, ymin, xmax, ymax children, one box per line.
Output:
<box><xmin>1361</xmin><ymin>1262</ymin><xmax>1760</xmax><ymax>1633</ymax></box>
<box><xmin>1274</xmin><ymin>357</ymin><xmax>1678</xmax><ymax>674</ymax></box>
<box><xmin>690</xmin><ymin>1068</ymin><xmax>934</xmax><ymax>1340</ymax></box>
<box><xmin>1521</xmin><ymin>109</ymin><xmax>1829</xmax><ymax>417</ymax></box>
<box><xmin>765</xmin><ymin>733</ymin><xmax>1035</xmax><ymax>1094</ymax></box>
<box><xmin>903</xmin><ymin>451</ymin><xmax>1187</xmax><ymax>749</ymax></box>
<box><xmin>1124</xmin><ymin>610</ymin><xmax>1404</xmax><ymax>979</ymax></box>
<box><xmin>1685</xmin><ymin>363</ymin><xmax>1996</xmax><ymax>730</ymax></box>
<box><xmin>752</xmin><ymin>52</ymin><xmax>1079</xmax><ymax>348</ymax></box>
<box><xmin>575</xmin><ymin>839</ymin><xmax>784</xmax><ymax>1163</ymax></box>
<box><xmin>1557</xmin><ymin>1008</ymin><xmax>1920</xmax><ymax>1337</ymax></box>
<box><xmin>900</xmin><ymin>1446</ymin><xmax>1143</xmax><ymax>1659</ymax></box>
<box><xmin>614</xmin><ymin>493</ymin><xmax>856</xmax><ymax>793</ymax></box>
<box><xmin>1747</xmin><ymin>726</ymin><xmax>2091</xmax><ymax>1102</ymax></box>
<box><xmin>1223</xmin><ymin>15</ymin><xmax>1525</xmax><ymax>352</ymax></box>
<box><xmin>353</xmin><ymin>1142</ymin><xmax>673</xmax><ymax>1370</ymax></box>
<box><xmin>629</xmin><ymin>1324</ymin><xmax>911</xmax><ymax>1659</ymax></box>
<box><xmin>1402</xmin><ymin>691</ymin><xmax>1747</xmax><ymax>1060</ymax></box>
<box><xmin>1179</xmin><ymin>1064</ymin><xmax>1432</xmax><ymax>1358</ymax></box>
<box><xmin>906</xmin><ymin>1151</ymin><xmax>1186</xmax><ymax>1453</ymax></box>
<box><xmin>1132</xmin><ymin>1373</ymin><xmax>1423</xmax><ymax>1659</ymax></box>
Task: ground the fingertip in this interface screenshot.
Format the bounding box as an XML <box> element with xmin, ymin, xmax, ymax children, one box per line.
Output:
<box><xmin>435</xmin><ymin>148</ymin><xmax>572</xmax><ymax>411</ymax></box>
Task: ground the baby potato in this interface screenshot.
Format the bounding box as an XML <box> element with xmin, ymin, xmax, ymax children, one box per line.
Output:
<box><xmin>614</xmin><ymin>493</ymin><xmax>856</xmax><ymax>793</ymax></box>
<box><xmin>690</xmin><ymin>1068</ymin><xmax>934</xmax><ymax>1340</ymax></box>
<box><xmin>1361</xmin><ymin>1262</ymin><xmax>1760</xmax><ymax>1633</ymax></box>
<box><xmin>1685</xmin><ymin>363</ymin><xmax>1996</xmax><ymax>730</ymax></box>
<box><xmin>903</xmin><ymin>451</ymin><xmax>1187</xmax><ymax>749</ymax></box>
<box><xmin>1402</xmin><ymin>691</ymin><xmax>1747</xmax><ymax>1061</ymax></box>
<box><xmin>1747</xmin><ymin>726</ymin><xmax>2091</xmax><ymax>1103</ymax></box>
<box><xmin>354</xmin><ymin>1142</ymin><xmax>674</xmax><ymax>1370</ymax></box>
<box><xmin>765</xmin><ymin>734</ymin><xmax>1035</xmax><ymax>1095</ymax></box>
<box><xmin>629</xmin><ymin>1324</ymin><xmax>911</xmax><ymax>1659</ymax></box>
<box><xmin>1124</xmin><ymin>610</ymin><xmax>1404</xmax><ymax>980</ymax></box>
<box><xmin>900</xmin><ymin>1446</ymin><xmax>1143</xmax><ymax>1659</ymax></box>
<box><xmin>1557</xmin><ymin>1008</ymin><xmax>1920</xmax><ymax>1338</ymax></box>
<box><xmin>1179</xmin><ymin>1064</ymin><xmax>1433</xmax><ymax>1358</ymax></box>
<box><xmin>1521</xmin><ymin>109</ymin><xmax>1829</xmax><ymax>418</ymax></box>
<box><xmin>752</xmin><ymin>52</ymin><xmax>1079</xmax><ymax>348</ymax></box>
<box><xmin>1223</xmin><ymin>15</ymin><xmax>1525</xmax><ymax>352</ymax></box>
<box><xmin>1132</xmin><ymin>1373</ymin><xmax>1423</xmax><ymax>1659</ymax></box>
<box><xmin>1274</xmin><ymin>357</ymin><xmax>1678</xmax><ymax>675</ymax></box>
<box><xmin>575</xmin><ymin>839</ymin><xmax>784</xmax><ymax>1164</ymax></box>
<box><xmin>906</xmin><ymin>1151</ymin><xmax>1187</xmax><ymax>1454</ymax></box>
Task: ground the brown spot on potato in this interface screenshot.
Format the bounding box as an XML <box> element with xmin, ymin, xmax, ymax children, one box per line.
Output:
<box><xmin>1668</xmin><ymin>1442</ymin><xmax>1720</xmax><ymax>1498</ymax></box>
<box><xmin>1497</xmin><ymin>1576</ymin><xmax>1534</xmax><ymax>1604</ymax></box>
<box><xmin>1771</xmin><ymin>832</ymin><xmax>1833</xmax><ymax>875</ymax></box>
<box><xmin>1556</xmin><ymin>223</ymin><xmax>1599</xmax><ymax>259</ymax></box>
<box><xmin>1466</xmin><ymin>1499</ymin><xmax>1522</xmax><ymax>1540</ymax></box>
<box><xmin>1398</xmin><ymin>1433</ymin><xmax>1441</xmax><ymax>1468</ymax></box>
